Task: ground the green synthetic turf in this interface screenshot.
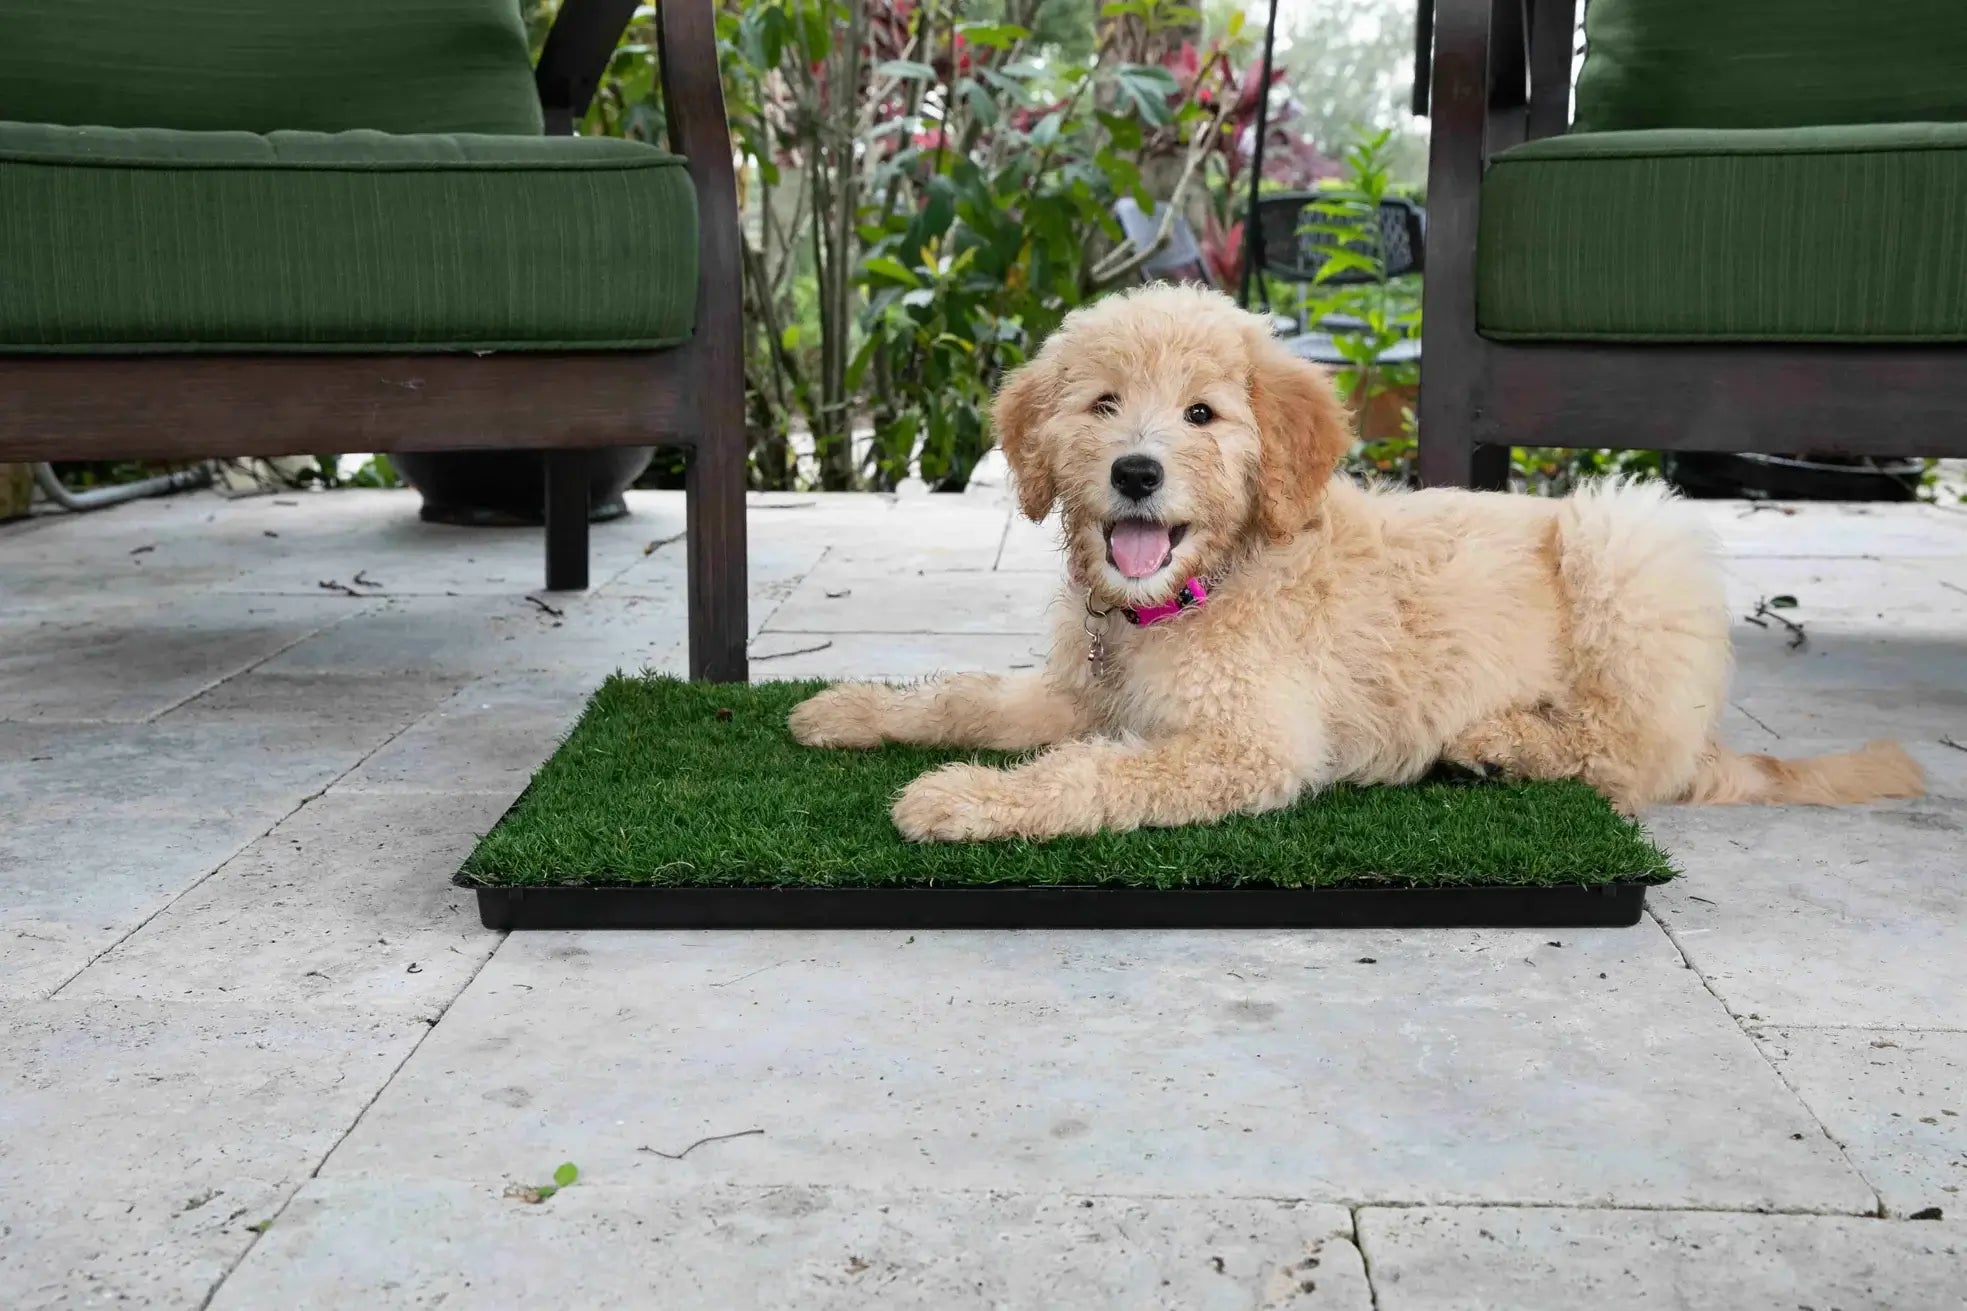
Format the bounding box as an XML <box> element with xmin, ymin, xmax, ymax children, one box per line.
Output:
<box><xmin>458</xmin><ymin>676</ymin><xmax>1676</xmax><ymax>890</ymax></box>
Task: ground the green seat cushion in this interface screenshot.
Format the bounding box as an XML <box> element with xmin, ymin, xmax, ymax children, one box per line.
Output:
<box><xmin>0</xmin><ymin>123</ymin><xmax>698</xmax><ymax>353</ymax></box>
<box><xmin>1477</xmin><ymin>124</ymin><xmax>1967</xmax><ymax>342</ymax></box>
<box><xmin>1574</xmin><ymin>0</ymin><xmax>1967</xmax><ymax>133</ymax></box>
<box><xmin>1</xmin><ymin>0</ymin><xmax>542</xmax><ymax>136</ymax></box>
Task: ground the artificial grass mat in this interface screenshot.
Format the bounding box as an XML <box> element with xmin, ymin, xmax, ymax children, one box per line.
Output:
<box><xmin>458</xmin><ymin>676</ymin><xmax>1676</xmax><ymax>891</ymax></box>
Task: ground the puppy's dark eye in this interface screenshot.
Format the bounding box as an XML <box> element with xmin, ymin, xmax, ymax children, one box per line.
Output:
<box><xmin>1184</xmin><ymin>402</ymin><xmax>1215</xmax><ymax>425</ymax></box>
<box><xmin>1092</xmin><ymin>393</ymin><xmax>1120</xmax><ymax>417</ymax></box>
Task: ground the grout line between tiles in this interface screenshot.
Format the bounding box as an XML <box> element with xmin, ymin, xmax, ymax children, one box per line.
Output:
<box><xmin>1646</xmin><ymin>904</ymin><xmax>1887</xmax><ymax>1219</ymax></box>
<box><xmin>43</xmin><ymin>673</ymin><xmax>492</xmax><ymax>1001</ymax></box>
<box><xmin>137</xmin><ymin>601</ymin><xmax>381</xmax><ymax>724</ymax></box>
<box><xmin>1350</xmin><ymin>1204</ymin><xmax>1381</xmax><ymax>1311</ymax></box>
<box><xmin>196</xmin><ymin>929</ymin><xmax>514</xmax><ymax>1309</ymax></box>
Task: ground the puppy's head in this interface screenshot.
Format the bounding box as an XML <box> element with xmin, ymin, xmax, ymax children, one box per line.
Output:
<box><xmin>992</xmin><ymin>285</ymin><xmax>1352</xmax><ymax>608</ymax></box>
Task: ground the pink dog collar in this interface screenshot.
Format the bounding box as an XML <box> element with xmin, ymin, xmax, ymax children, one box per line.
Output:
<box><xmin>1122</xmin><ymin>576</ymin><xmax>1211</xmax><ymax>626</ymax></box>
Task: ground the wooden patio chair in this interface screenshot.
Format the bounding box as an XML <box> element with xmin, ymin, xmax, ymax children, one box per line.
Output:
<box><xmin>1415</xmin><ymin>0</ymin><xmax>1967</xmax><ymax>489</ymax></box>
<box><xmin>0</xmin><ymin>0</ymin><xmax>747</xmax><ymax>681</ymax></box>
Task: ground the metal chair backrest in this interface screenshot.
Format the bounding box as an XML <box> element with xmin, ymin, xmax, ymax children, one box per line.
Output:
<box><xmin>1252</xmin><ymin>194</ymin><xmax>1426</xmax><ymax>286</ymax></box>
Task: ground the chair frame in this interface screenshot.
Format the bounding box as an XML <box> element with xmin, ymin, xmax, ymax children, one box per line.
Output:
<box><xmin>0</xmin><ymin>0</ymin><xmax>748</xmax><ymax>681</ymax></box>
<box><xmin>1416</xmin><ymin>0</ymin><xmax>1967</xmax><ymax>490</ymax></box>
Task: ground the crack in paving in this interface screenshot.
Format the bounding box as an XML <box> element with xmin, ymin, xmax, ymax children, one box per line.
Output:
<box><xmin>137</xmin><ymin>599</ymin><xmax>380</xmax><ymax>725</ymax></box>
<box><xmin>1646</xmin><ymin>904</ymin><xmax>1888</xmax><ymax>1219</ymax></box>
<box><xmin>194</xmin><ymin>932</ymin><xmax>515</xmax><ymax>1311</ymax></box>
<box><xmin>44</xmin><ymin>656</ymin><xmax>474</xmax><ymax>1001</ymax></box>
<box><xmin>1350</xmin><ymin>1204</ymin><xmax>1382</xmax><ymax>1311</ymax></box>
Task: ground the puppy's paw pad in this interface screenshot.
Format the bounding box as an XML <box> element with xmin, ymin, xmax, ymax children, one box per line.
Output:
<box><xmin>788</xmin><ymin>684</ymin><xmax>892</xmax><ymax>749</ymax></box>
<box><xmin>892</xmin><ymin>764</ymin><xmax>1006</xmax><ymax>843</ymax></box>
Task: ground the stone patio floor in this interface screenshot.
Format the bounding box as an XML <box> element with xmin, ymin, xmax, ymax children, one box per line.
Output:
<box><xmin>2</xmin><ymin>474</ymin><xmax>1964</xmax><ymax>1308</ymax></box>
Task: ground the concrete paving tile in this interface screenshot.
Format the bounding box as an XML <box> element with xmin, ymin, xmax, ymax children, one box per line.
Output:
<box><xmin>214</xmin><ymin>1180</ymin><xmax>1367</xmax><ymax>1310</ymax></box>
<box><xmin>1357</xmin><ymin>1206</ymin><xmax>1966</xmax><ymax>1311</ymax></box>
<box><xmin>603</xmin><ymin>531</ymin><xmax>826</xmax><ymax>607</ymax></box>
<box><xmin>1729</xmin><ymin>681</ymin><xmax>1967</xmax><ymax>762</ymax></box>
<box><xmin>747</xmin><ymin>632</ymin><xmax>1048</xmax><ymax>680</ymax></box>
<box><xmin>1698</xmin><ymin>500</ymin><xmax>1967</xmax><ymax>559</ymax></box>
<box><xmin>996</xmin><ymin>510</ymin><xmax>1067</xmax><ymax>573</ymax></box>
<box><xmin>0</xmin><ymin>687</ymin><xmax>444</xmax><ymax>998</ymax></box>
<box><xmin>323</xmin><ymin>926</ymin><xmax>1870</xmax><ymax>1211</ymax></box>
<box><xmin>1755</xmin><ymin>1027</ymin><xmax>1967</xmax><ymax>1219</ymax></box>
<box><xmin>0</xmin><ymin>996</ymin><xmax>425</xmax><ymax>1310</ymax></box>
<box><xmin>0</xmin><ymin>593</ymin><xmax>349</xmax><ymax>722</ymax></box>
<box><xmin>158</xmin><ymin>667</ymin><xmax>465</xmax><ymax>730</ymax></box>
<box><xmin>767</xmin><ymin>566</ymin><xmax>1058</xmax><ymax>634</ymax></box>
<box><xmin>60</xmin><ymin>789</ymin><xmax>512</xmax><ymax>1013</ymax></box>
<box><xmin>258</xmin><ymin>593</ymin><xmax>686</xmax><ymax>679</ymax></box>
<box><xmin>1648</xmin><ymin>799</ymin><xmax>1967</xmax><ymax>1030</ymax></box>
<box><xmin>335</xmin><ymin>671</ymin><xmax>595</xmax><ymax>794</ymax></box>
<box><xmin>215</xmin><ymin>489</ymin><xmax>671</xmax><ymax>596</ymax></box>
<box><xmin>1719</xmin><ymin>557</ymin><xmax>1967</xmax><ymax>629</ymax></box>
<box><xmin>1730</xmin><ymin>622</ymin><xmax>1967</xmax><ymax>699</ymax></box>
<box><xmin>0</xmin><ymin>521</ymin><xmax>252</xmax><ymax>616</ymax></box>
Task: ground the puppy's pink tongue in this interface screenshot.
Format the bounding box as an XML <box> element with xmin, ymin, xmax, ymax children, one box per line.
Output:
<box><xmin>1109</xmin><ymin>520</ymin><xmax>1172</xmax><ymax>579</ymax></box>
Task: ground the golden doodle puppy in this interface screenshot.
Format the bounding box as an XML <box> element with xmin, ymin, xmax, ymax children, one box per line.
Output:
<box><xmin>791</xmin><ymin>286</ymin><xmax>1922</xmax><ymax>841</ymax></box>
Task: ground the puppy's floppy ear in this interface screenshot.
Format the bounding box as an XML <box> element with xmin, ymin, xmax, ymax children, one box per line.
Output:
<box><xmin>1247</xmin><ymin>334</ymin><xmax>1353</xmax><ymax>542</ymax></box>
<box><xmin>990</xmin><ymin>352</ymin><xmax>1061</xmax><ymax>522</ymax></box>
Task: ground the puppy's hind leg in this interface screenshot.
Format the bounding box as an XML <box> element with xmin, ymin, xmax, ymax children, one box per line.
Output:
<box><xmin>1445</xmin><ymin>706</ymin><xmax>1587</xmax><ymax>781</ymax></box>
<box><xmin>1446</xmin><ymin>707</ymin><xmax>1656</xmax><ymax>815</ymax></box>
<box><xmin>789</xmin><ymin>672</ymin><xmax>1086</xmax><ymax>751</ymax></box>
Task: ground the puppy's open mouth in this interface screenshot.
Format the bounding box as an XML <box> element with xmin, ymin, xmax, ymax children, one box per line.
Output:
<box><xmin>1104</xmin><ymin>519</ymin><xmax>1189</xmax><ymax>580</ymax></box>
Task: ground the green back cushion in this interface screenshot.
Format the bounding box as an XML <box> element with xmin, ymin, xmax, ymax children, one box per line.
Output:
<box><xmin>1574</xmin><ymin>0</ymin><xmax>1967</xmax><ymax>132</ymax></box>
<box><xmin>0</xmin><ymin>0</ymin><xmax>542</xmax><ymax>135</ymax></box>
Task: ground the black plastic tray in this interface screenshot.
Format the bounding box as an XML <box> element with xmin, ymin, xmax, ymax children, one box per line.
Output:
<box><xmin>470</xmin><ymin>881</ymin><xmax>1648</xmax><ymax>930</ymax></box>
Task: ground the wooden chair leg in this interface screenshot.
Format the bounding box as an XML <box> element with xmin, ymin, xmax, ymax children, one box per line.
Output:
<box><xmin>1471</xmin><ymin>442</ymin><xmax>1510</xmax><ymax>491</ymax></box>
<box><xmin>544</xmin><ymin>449</ymin><xmax>590</xmax><ymax>591</ymax></box>
<box><xmin>685</xmin><ymin>434</ymin><xmax>748</xmax><ymax>682</ymax></box>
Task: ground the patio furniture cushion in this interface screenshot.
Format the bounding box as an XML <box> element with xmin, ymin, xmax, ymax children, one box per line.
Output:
<box><xmin>0</xmin><ymin>123</ymin><xmax>699</xmax><ymax>353</ymax></box>
<box><xmin>1476</xmin><ymin>123</ymin><xmax>1967</xmax><ymax>342</ymax></box>
<box><xmin>0</xmin><ymin>0</ymin><xmax>543</xmax><ymax>136</ymax></box>
<box><xmin>1573</xmin><ymin>0</ymin><xmax>1967</xmax><ymax>134</ymax></box>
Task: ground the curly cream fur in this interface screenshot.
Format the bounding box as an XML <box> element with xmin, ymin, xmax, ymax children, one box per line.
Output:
<box><xmin>789</xmin><ymin>286</ymin><xmax>1924</xmax><ymax>841</ymax></box>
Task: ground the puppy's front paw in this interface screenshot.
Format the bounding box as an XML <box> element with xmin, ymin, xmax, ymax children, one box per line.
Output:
<box><xmin>892</xmin><ymin>763</ymin><xmax>1012</xmax><ymax>843</ymax></box>
<box><xmin>788</xmin><ymin>683</ymin><xmax>896</xmax><ymax>749</ymax></box>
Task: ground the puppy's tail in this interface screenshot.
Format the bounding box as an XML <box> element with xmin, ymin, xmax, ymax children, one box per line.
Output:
<box><xmin>1682</xmin><ymin>739</ymin><xmax>1924</xmax><ymax>806</ymax></box>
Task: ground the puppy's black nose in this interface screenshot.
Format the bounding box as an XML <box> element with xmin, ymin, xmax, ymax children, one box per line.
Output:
<box><xmin>1110</xmin><ymin>454</ymin><xmax>1164</xmax><ymax>501</ymax></box>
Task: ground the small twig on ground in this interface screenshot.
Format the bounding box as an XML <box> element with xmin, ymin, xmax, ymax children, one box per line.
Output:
<box><xmin>751</xmin><ymin>639</ymin><xmax>833</xmax><ymax>662</ymax></box>
<box><xmin>1940</xmin><ymin>736</ymin><xmax>1967</xmax><ymax>754</ymax></box>
<box><xmin>1732</xmin><ymin>702</ymin><xmax>1782</xmax><ymax>740</ymax></box>
<box><xmin>753</xmin><ymin>501</ymin><xmax>817</xmax><ymax>511</ymax></box>
<box><xmin>1940</xmin><ymin>580</ymin><xmax>1967</xmax><ymax>599</ymax></box>
<box><xmin>644</xmin><ymin>530</ymin><xmax>687</xmax><ymax>555</ymax></box>
<box><xmin>317</xmin><ymin>579</ymin><xmax>365</xmax><ymax>598</ymax></box>
<box><xmin>639</xmin><ymin>1128</ymin><xmax>764</xmax><ymax>1160</ymax></box>
<box><xmin>1736</xmin><ymin>502</ymin><xmax>1798</xmax><ymax>518</ymax></box>
<box><xmin>525</xmin><ymin>595</ymin><xmax>565</xmax><ymax>619</ymax></box>
<box><xmin>1744</xmin><ymin>598</ymin><xmax>1807</xmax><ymax>650</ymax></box>
<box><xmin>129</xmin><ymin>544</ymin><xmax>156</xmax><ymax>555</ymax></box>
<box><xmin>1687</xmin><ymin>895</ymin><xmax>1717</xmax><ymax>905</ymax></box>
<box><xmin>352</xmin><ymin>569</ymin><xmax>383</xmax><ymax>588</ymax></box>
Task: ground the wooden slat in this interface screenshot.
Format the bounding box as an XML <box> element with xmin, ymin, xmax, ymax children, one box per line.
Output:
<box><xmin>0</xmin><ymin>352</ymin><xmax>700</xmax><ymax>463</ymax></box>
<box><xmin>1483</xmin><ymin>343</ymin><xmax>1967</xmax><ymax>456</ymax></box>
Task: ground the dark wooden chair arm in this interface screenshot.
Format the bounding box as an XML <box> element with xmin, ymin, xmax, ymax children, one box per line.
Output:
<box><xmin>534</xmin><ymin>0</ymin><xmax>643</xmax><ymax>134</ymax></box>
